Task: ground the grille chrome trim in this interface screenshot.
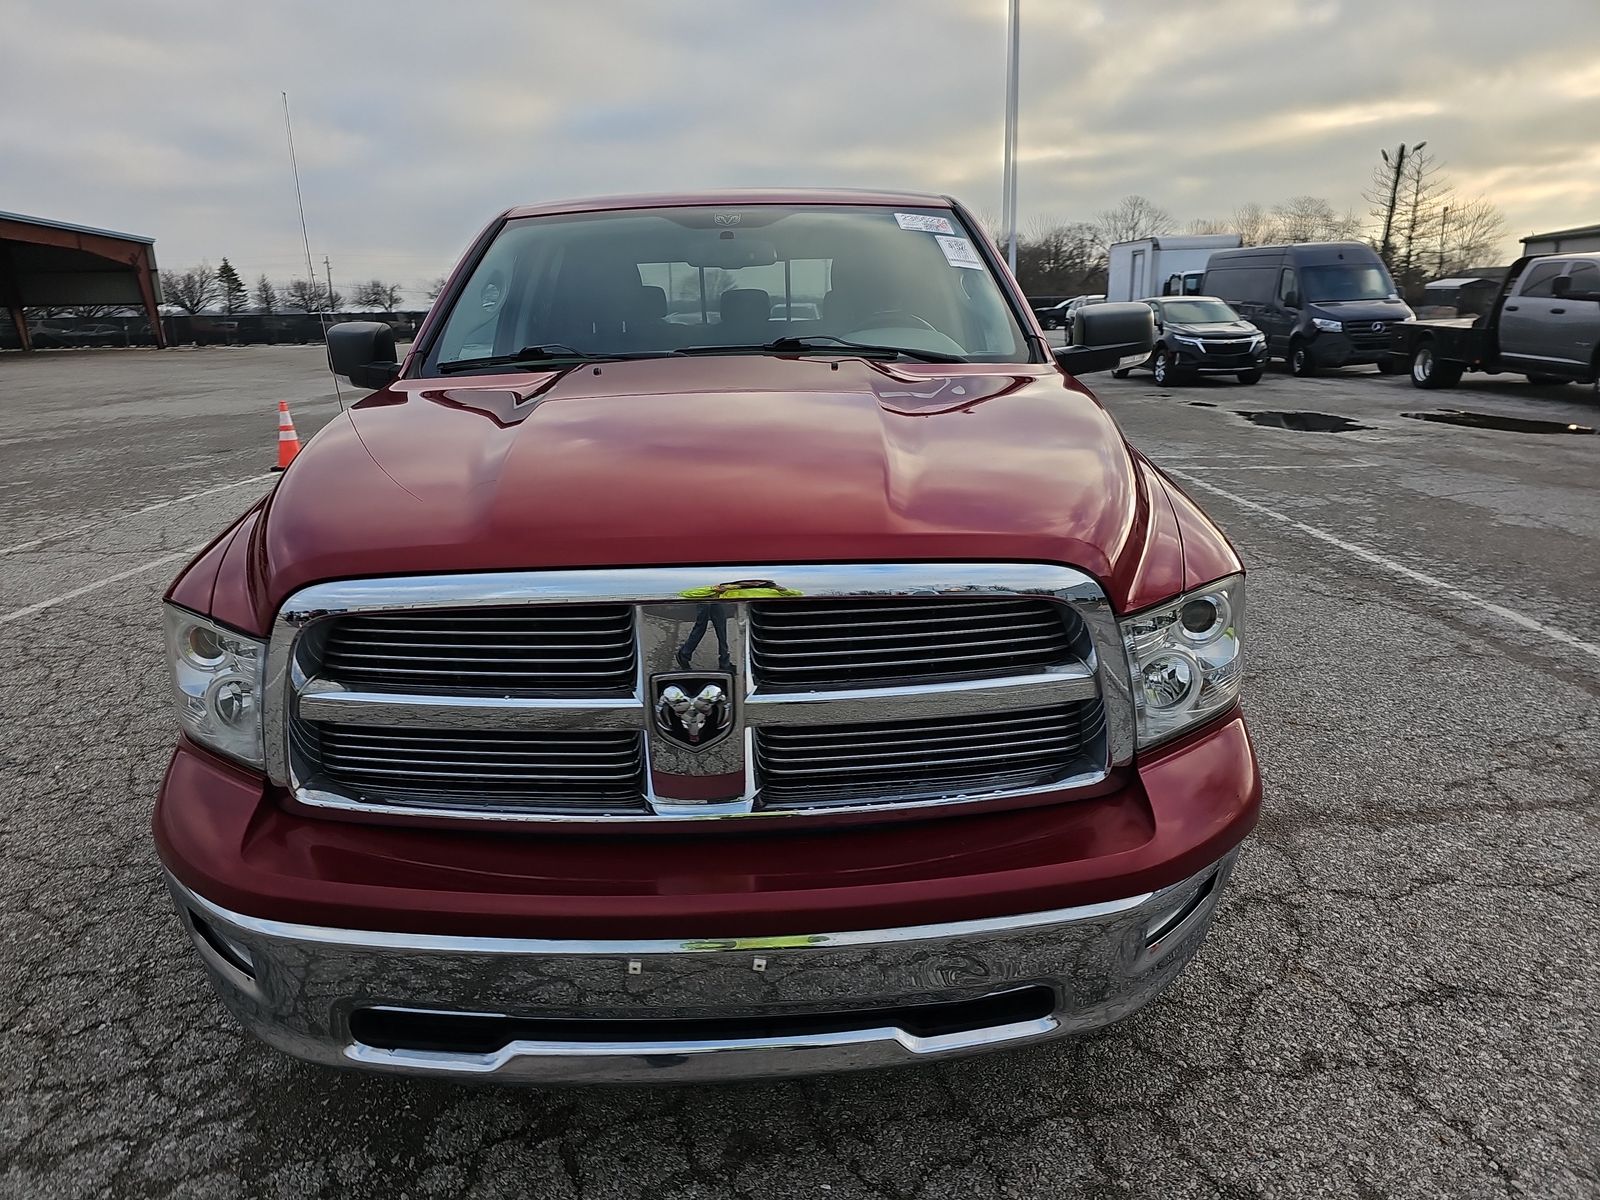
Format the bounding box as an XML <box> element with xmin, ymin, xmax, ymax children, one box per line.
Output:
<box><xmin>263</xmin><ymin>565</ymin><xmax>1135</xmax><ymax>824</ymax></box>
<box><xmin>319</xmin><ymin>605</ymin><xmax>636</xmax><ymax>694</ymax></box>
<box><xmin>749</xmin><ymin>596</ymin><xmax>1080</xmax><ymax>689</ymax></box>
<box><xmin>310</xmin><ymin>724</ymin><xmax>648</xmax><ymax>814</ymax></box>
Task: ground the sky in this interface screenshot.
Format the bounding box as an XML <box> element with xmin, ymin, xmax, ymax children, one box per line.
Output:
<box><xmin>5</xmin><ymin>0</ymin><xmax>1598</xmax><ymax>305</ymax></box>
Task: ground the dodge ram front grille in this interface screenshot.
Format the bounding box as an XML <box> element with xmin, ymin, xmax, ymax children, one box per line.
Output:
<box><xmin>268</xmin><ymin>565</ymin><xmax>1132</xmax><ymax>822</ymax></box>
<box><xmin>312</xmin><ymin>724</ymin><xmax>648</xmax><ymax>813</ymax></box>
<box><xmin>756</xmin><ymin>701</ymin><xmax>1106</xmax><ymax>808</ymax></box>
<box><xmin>319</xmin><ymin>605</ymin><xmax>635</xmax><ymax>694</ymax></box>
<box><xmin>749</xmin><ymin>597</ymin><xmax>1082</xmax><ymax>689</ymax></box>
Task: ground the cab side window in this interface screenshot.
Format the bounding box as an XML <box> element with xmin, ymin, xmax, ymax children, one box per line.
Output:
<box><xmin>1563</xmin><ymin>262</ymin><xmax>1600</xmax><ymax>293</ymax></box>
<box><xmin>1277</xmin><ymin>267</ymin><xmax>1299</xmax><ymax>308</ymax></box>
<box><xmin>1518</xmin><ymin>262</ymin><xmax>1566</xmax><ymax>299</ymax></box>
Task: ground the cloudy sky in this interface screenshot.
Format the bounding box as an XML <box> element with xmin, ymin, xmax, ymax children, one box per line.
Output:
<box><xmin>5</xmin><ymin>0</ymin><xmax>1597</xmax><ymax>303</ymax></box>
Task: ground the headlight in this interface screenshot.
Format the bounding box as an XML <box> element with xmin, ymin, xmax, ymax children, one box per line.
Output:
<box><xmin>1120</xmin><ymin>575</ymin><xmax>1244</xmax><ymax>748</ymax></box>
<box><xmin>164</xmin><ymin>605</ymin><xmax>266</xmax><ymax>768</ymax></box>
<box><xmin>1311</xmin><ymin>317</ymin><xmax>1343</xmax><ymax>333</ymax></box>
<box><xmin>1171</xmin><ymin>334</ymin><xmax>1204</xmax><ymax>348</ymax></box>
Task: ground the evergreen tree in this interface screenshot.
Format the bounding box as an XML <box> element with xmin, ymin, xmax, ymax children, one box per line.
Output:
<box><xmin>216</xmin><ymin>259</ymin><xmax>248</xmax><ymax>315</ymax></box>
<box><xmin>253</xmin><ymin>275</ymin><xmax>279</xmax><ymax>314</ymax></box>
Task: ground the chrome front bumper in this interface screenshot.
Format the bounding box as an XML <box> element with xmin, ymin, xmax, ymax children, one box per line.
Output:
<box><xmin>166</xmin><ymin>851</ymin><xmax>1237</xmax><ymax>1085</ymax></box>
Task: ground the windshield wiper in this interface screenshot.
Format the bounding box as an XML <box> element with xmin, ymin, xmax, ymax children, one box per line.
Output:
<box><xmin>674</xmin><ymin>335</ymin><xmax>967</xmax><ymax>364</ymax></box>
<box><xmin>438</xmin><ymin>344</ymin><xmax>663</xmax><ymax>374</ymax></box>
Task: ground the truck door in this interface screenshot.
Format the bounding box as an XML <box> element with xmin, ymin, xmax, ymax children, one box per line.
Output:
<box><xmin>1498</xmin><ymin>260</ymin><xmax>1570</xmax><ymax>367</ymax></box>
<box><xmin>1131</xmin><ymin>250</ymin><xmax>1146</xmax><ymax>300</ymax></box>
<box><xmin>1551</xmin><ymin>261</ymin><xmax>1600</xmax><ymax>371</ymax></box>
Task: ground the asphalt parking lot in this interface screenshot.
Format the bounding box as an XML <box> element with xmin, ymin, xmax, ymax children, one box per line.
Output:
<box><xmin>1</xmin><ymin>345</ymin><xmax>1596</xmax><ymax>1200</ymax></box>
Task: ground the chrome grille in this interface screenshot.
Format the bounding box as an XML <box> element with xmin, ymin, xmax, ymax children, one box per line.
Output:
<box><xmin>319</xmin><ymin>605</ymin><xmax>635</xmax><ymax>694</ymax></box>
<box><xmin>756</xmin><ymin>701</ymin><xmax>1106</xmax><ymax>808</ymax></box>
<box><xmin>270</xmin><ymin>564</ymin><xmax>1132</xmax><ymax>822</ymax></box>
<box><xmin>312</xmin><ymin>723</ymin><xmax>647</xmax><ymax>813</ymax></box>
<box><xmin>749</xmin><ymin>597</ymin><xmax>1080</xmax><ymax>689</ymax></box>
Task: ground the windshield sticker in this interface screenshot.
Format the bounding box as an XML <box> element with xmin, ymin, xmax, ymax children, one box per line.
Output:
<box><xmin>935</xmin><ymin>235</ymin><xmax>984</xmax><ymax>270</ymax></box>
<box><xmin>895</xmin><ymin>212</ymin><xmax>956</xmax><ymax>235</ymax></box>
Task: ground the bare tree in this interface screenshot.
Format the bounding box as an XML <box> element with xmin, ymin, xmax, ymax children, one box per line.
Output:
<box><xmin>1270</xmin><ymin>196</ymin><xmax>1340</xmax><ymax>243</ymax></box>
<box><xmin>353</xmin><ymin>279</ymin><xmax>405</xmax><ymax>310</ymax></box>
<box><xmin>64</xmin><ymin>303</ymin><xmax>130</xmax><ymax>318</ymax></box>
<box><xmin>1442</xmin><ymin>197</ymin><xmax>1509</xmax><ymax>273</ymax></box>
<box><xmin>159</xmin><ymin>263</ymin><xmax>220</xmax><ymax>314</ymax></box>
<box><xmin>1014</xmin><ymin>221</ymin><xmax>1103</xmax><ymax>295</ymax></box>
<box><xmin>424</xmin><ymin>276</ymin><xmax>448</xmax><ymax>301</ymax></box>
<box><xmin>1362</xmin><ymin>148</ymin><xmax>1509</xmax><ymax>295</ymax></box>
<box><xmin>1185</xmin><ymin>217</ymin><xmax>1233</xmax><ymax>236</ymax></box>
<box><xmin>283</xmin><ymin>278</ymin><xmax>341</xmax><ymax>312</ymax></box>
<box><xmin>253</xmin><ymin>275</ymin><xmax>279</xmax><ymax>314</ymax></box>
<box><xmin>1232</xmin><ymin>203</ymin><xmax>1272</xmax><ymax>246</ymax></box>
<box><xmin>1093</xmin><ymin>195</ymin><xmax>1174</xmax><ymax>255</ymax></box>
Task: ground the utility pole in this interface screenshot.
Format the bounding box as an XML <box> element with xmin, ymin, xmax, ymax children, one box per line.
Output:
<box><xmin>1378</xmin><ymin>140</ymin><xmax>1425</xmax><ymax>267</ymax></box>
<box><xmin>1002</xmin><ymin>0</ymin><xmax>1020</xmax><ymax>274</ymax></box>
<box><xmin>1437</xmin><ymin>204</ymin><xmax>1451</xmax><ymax>277</ymax></box>
<box><xmin>323</xmin><ymin>256</ymin><xmax>335</xmax><ymax>315</ymax></box>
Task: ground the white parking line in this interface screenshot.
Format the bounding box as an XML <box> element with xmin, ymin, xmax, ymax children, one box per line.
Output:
<box><xmin>0</xmin><ymin>545</ymin><xmax>204</xmax><ymax>624</ymax></box>
<box><xmin>0</xmin><ymin>474</ymin><xmax>269</xmax><ymax>556</ymax></box>
<box><xmin>1165</xmin><ymin>468</ymin><xmax>1600</xmax><ymax>664</ymax></box>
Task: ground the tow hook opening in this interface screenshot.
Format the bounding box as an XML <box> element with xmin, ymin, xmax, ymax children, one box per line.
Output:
<box><xmin>188</xmin><ymin>909</ymin><xmax>257</xmax><ymax>981</ymax></box>
<box><xmin>1144</xmin><ymin>870</ymin><xmax>1220</xmax><ymax>953</ymax></box>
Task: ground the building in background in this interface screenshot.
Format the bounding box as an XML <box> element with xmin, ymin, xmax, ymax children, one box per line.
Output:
<box><xmin>0</xmin><ymin>212</ymin><xmax>164</xmax><ymax>350</ymax></box>
<box><xmin>1520</xmin><ymin>223</ymin><xmax>1600</xmax><ymax>256</ymax></box>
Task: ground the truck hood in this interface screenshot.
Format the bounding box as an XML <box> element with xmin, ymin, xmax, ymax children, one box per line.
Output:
<box><xmin>257</xmin><ymin>356</ymin><xmax>1179</xmax><ymax>619</ymax></box>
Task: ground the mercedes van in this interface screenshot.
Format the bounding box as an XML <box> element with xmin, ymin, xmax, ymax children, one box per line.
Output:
<box><xmin>1202</xmin><ymin>242</ymin><xmax>1413</xmax><ymax>376</ymax></box>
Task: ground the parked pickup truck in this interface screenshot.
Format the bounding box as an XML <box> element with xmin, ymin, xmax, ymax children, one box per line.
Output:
<box><xmin>1393</xmin><ymin>253</ymin><xmax>1600</xmax><ymax>392</ymax></box>
<box><xmin>155</xmin><ymin>189</ymin><xmax>1260</xmax><ymax>1085</ymax></box>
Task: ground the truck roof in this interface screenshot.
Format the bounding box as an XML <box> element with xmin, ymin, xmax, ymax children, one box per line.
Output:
<box><xmin>503</xmin><ymin>188</ymin><xmax>952</xmax><ymax>220</ymax></box>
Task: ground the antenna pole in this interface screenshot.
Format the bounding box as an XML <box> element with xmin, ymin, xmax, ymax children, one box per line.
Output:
<box><xmin>282</xmin><ymin>91</ymin><xmax>344</xmax><ymax>410</ymax></box>
<box><xmin>1002</xmin><ymin>0</ymin><xmax>1020</xmax><ymax>274</ymax></box>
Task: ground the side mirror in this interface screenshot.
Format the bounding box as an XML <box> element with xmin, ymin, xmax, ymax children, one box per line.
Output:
<box><xmin>1551</xmin><ymin>276</ymin><xmax>1570</xmax><ymax>297</ymax></box>
<box><xmin>1053</xmin><ymin>302</ymin><xmax>1156</xmax><ymax>375</ymax></box>
<box><xmin>1283</xmin><ymin>292</ymin><xmax>1301</xmax><ymax>309</ymax></box>
<box><xmin>326</xmin><ymin>321</ymin><xmax>400</xmax><ymax>389</ymax></box>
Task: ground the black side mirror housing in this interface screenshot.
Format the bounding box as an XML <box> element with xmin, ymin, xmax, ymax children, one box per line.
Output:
<box><xmin>1052</xmin><ymin>302</ymin><xmax>1156</xmax><ymax>375</ymax></box>
<box><xmin>326</xmin><ymin>321</ymin><xmax>400</xmax><ymax>389</ymax></box>
<box><xmin>1284</xmin><ymin>292</ymin><xmax>1301</xmax><ymax>309</ymax></box>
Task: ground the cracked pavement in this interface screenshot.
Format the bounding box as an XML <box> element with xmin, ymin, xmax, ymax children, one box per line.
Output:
<box><xmin>1</xmin><ymin>346</ymin><xmax>1595</xmax><ymax>1198</ymax></box>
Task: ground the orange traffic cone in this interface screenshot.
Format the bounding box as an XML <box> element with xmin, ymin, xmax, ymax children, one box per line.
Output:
<box><xmin>271</xmin><ymin>400</ymin><xmax>301</xmax><ymax>471</ymax></box>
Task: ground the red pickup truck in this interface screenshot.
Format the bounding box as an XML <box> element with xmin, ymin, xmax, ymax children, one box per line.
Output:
<box><xmin>155</xmin><ymin>189</ymin><xmax>1259</xmax><ymax>1083</ymax></box>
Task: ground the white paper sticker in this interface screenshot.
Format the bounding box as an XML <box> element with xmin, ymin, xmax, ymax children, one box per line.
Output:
<box><xmin>894</xmin><ymin>212</ymin><xmax>955</xmax><ymax>235</ymax></box>
<box><xmin>935</xmin><ymin>235</ymin><xmax>984</xmax><ymax>269</ymax></box>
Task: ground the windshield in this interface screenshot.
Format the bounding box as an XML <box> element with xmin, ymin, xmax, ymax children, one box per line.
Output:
<box><xmin>428</xmin><ymin>204</ymin><xmax>1030</xmax><ymax>370</ymax></box>
<box><xmin>1302</xmin><ymin>263</ymin><xmax>1396</xmax><ymax>303</ymax></box>
<box><xmin>1158</xmin><ymin>299</ymin><xmax>1238</xmax><ymax>323</ymax></box>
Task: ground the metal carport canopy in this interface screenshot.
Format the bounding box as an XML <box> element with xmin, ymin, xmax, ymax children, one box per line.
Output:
<box><xmin>0</xmin><ymin>210</ymin><xmax>165</xmax><ymax>350</ymax></box>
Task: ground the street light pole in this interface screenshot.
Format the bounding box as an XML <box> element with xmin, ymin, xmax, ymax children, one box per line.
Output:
<box><xmin>1378</xmin><ymin>140</ymin><xmax>1425</xmax><ymax>267</ymax></box>
<box><xmin>1002</xmin><ymin>0</ymin><xmax>1020</xmax><ymax>274</ymax></box>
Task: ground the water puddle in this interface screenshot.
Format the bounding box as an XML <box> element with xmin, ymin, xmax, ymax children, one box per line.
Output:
<box><xmin>1236</xmin><ymin>411</ymin><xmax>1369</xmax><ymax>433</ymax></box>
<box><xmin>1401</xmin><ymin>410</ymin><xmax>1596</xmax><ymax>435</ymax></box>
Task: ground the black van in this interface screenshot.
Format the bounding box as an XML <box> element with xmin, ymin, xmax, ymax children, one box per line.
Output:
<box><xmin>1202</xmin><ymin>242</ymin><xmax>1413</xmax><ymax>376</ymax></box>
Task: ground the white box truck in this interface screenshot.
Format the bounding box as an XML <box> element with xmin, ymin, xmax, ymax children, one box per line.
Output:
<box><xmin>1106</xmin><ymin>235</ymin><xmax>1243</xmax><ymax>302</ymax></box>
